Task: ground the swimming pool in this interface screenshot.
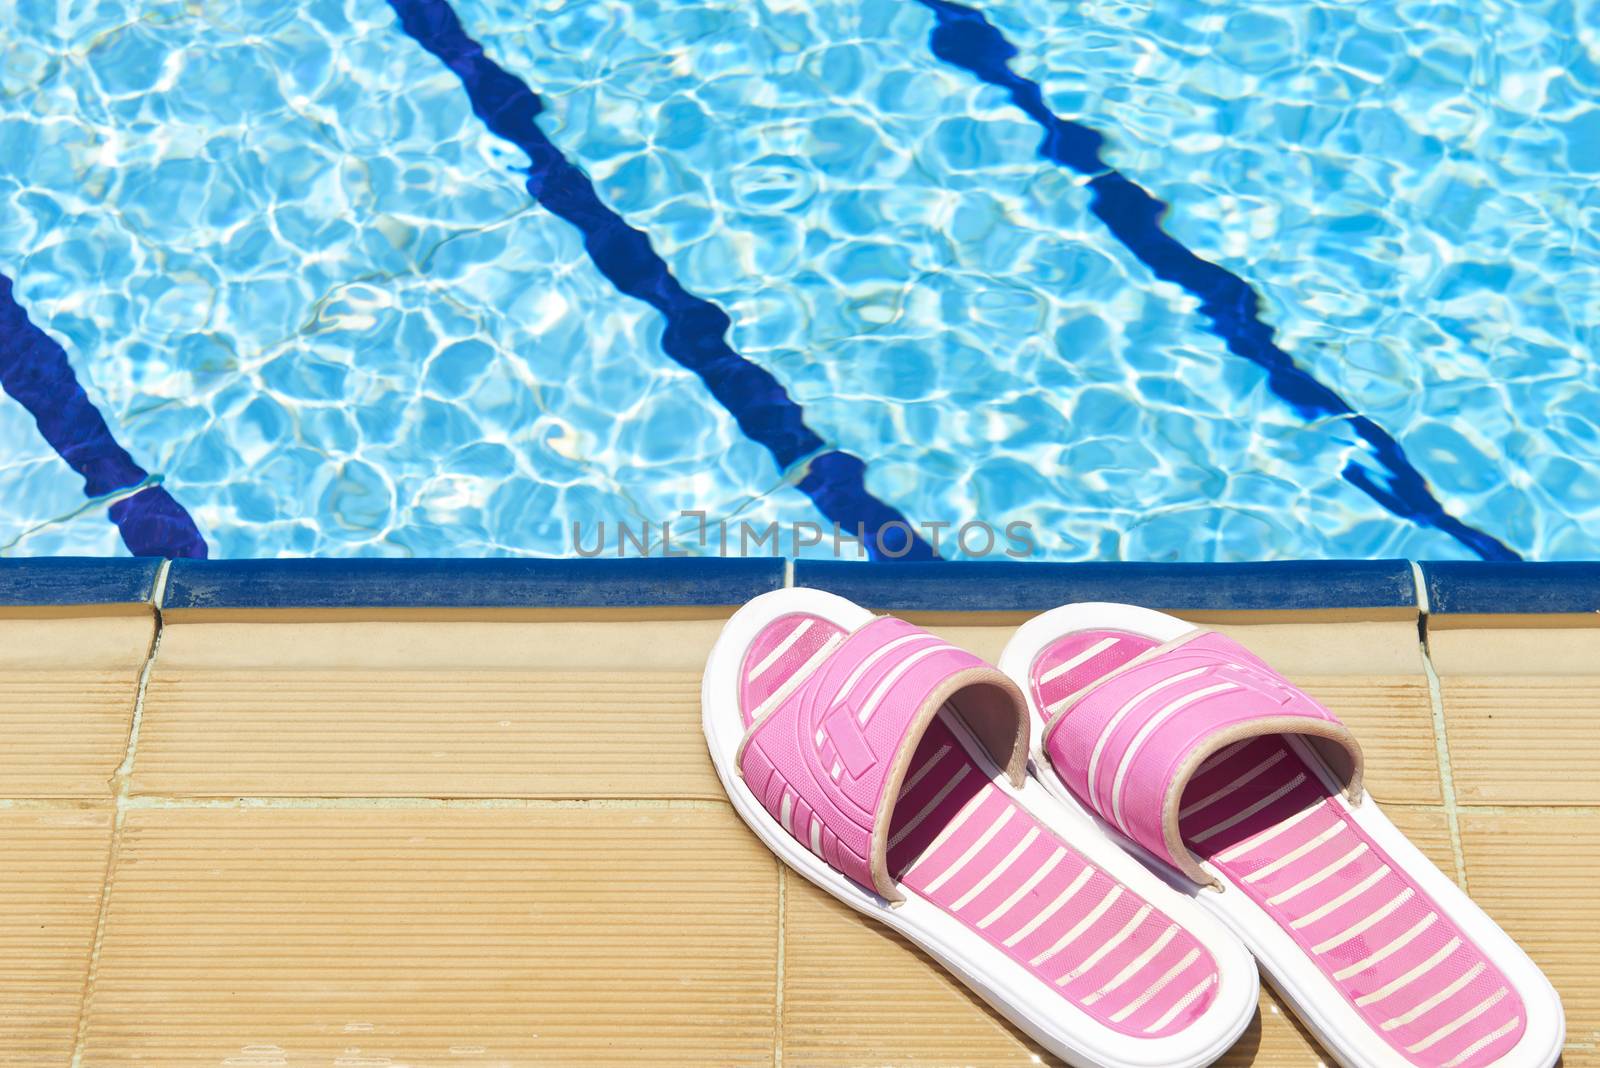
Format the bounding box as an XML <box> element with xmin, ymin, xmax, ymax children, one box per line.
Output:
<box><xmin>1</xmin><ymin>0</ymin><xmax>1595</xmax><ymax>561</ymax></box>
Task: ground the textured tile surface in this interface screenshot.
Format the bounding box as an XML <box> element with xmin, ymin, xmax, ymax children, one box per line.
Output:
<box><xmin>77</xmin><ymin>805</ymin><xmax>778</xmax><ymax>1067</ymax></box>
<box><xmin>133</xmin><ymin>670</ymin><xmax>714</xmax><ymax>798</ymax></box>
<box><xmin>0</xmin><ymin>617</ymin><xmax>150</xmax><ymax>797</ymax></box>
<box><xmin>0</xmin><ymin>808</ymin><xmax>112</xmax><ymax>1067</ymax></box>
<box><xmin>134</xmin><ymin>620</ymin><xmax>724</xmax><ymax>799</ymax></box>
<box><xmin>1440</xmin><ymin>681</ymin><xmax>1600</xmax><ymax>804</ymax></box>
<box><xmin>1460</xmin><ymin>811</ymin><xmax>1597</xmax><ymax>1067</ymax></box>
<box><xmin>1431</xmin><ymin>628</ymin><xmax>1600</xmax><ymax>805</ymax></box>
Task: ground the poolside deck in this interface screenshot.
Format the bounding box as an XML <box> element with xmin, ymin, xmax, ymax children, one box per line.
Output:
<box><xmin>1</xmin><ymin>559</ymin><xmax>1594</xmax><ymax>1067</ymax></box>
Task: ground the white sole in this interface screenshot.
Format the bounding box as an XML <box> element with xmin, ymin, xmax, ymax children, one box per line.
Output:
<box><xmin>999</xmin><ymin>602</ymin><xmax>1565</xmax><ymax>1068</ymax></box>
<box><xmin>703</xmin><ymin>589</ymin><xmax>1259</xmax><ymax>1068</ymax></box>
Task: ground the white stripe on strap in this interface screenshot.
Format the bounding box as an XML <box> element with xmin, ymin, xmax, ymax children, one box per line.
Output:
<box><xmin>980</xmin><ymin>847</ymin><xmax>1066</xmax><ymax>930</ymax></box>
<box><xmin>833</xmin><ymin>633</ymin><xmax>940</xmax><ymax>709</ymax></box>
<box><xmin>858</xmin><ymin>643</ymin><xmax>959</xmax><ymax>724</ymax></box>
<box><xmin>1439</xmin><ymin>1014</ymin><xmax>1519</xmax><ymax>1067</ymax></box>
<box><xmin>1333</xmin><ymin>912</ymin><xmax>1438</xmax><ymax>981</ymax></box>
<box><xmin>1267</xmin><ymin>841</ymin><xmax>1368</xmax><ymax>906</ymax></box>
<box><xmin>1194</xmin><ymin>738</ymin><xmax>1252</xmax><ymax>777</ymax></box>
<box><xmin>951</xmin><ymin>828</ymin><xmax>1039</xmax><ymax>911</ymax></box>
<box><xmin>889</xmin><ymin>770</ymin><xmax>977</xmax><ymax>850</ymax></box>
<box><xmin>1180</xmin><ymin>749</ymin><xmax>1287</xmax><ymax>820</ymax></box>
<box><xmin>1407</xmin><ymin>988</ymin><xmax>1510</xmax><ymax>1056</ymax></box>
<box><xmin>1110</xmin><ymin>947</ymin><xmax>1200</xmax><ymax>1024</ymax></box>
<box><xmin>1353</xmin><ymin>935</ymin><xmax>1459</xmax><ymax>1005</ymax></box>
<box><xmin>1313</xmin><ymin>887</ymin><xmax>1414</xmax><ymax>954</ymax></box>
<box><xmin>1084</xmin><ymin>668</ymin><xmax>1207</xmax><ymax>815</ymax></box>
<box><xmin>920</xmin><ymin>807</ymin><xmax>1015</xmax><ymax>894</ymax></box>
<box><xmin>749</xmin><ymin>619</ymin><xmax>815</xmax><ymax>680</ymax></box>
<box><xmin>1289</xmin><ymin>864</ymin><xmax>1388</xmax><ymax>929</ymax></box>
<box><xmin>1003</xmin><ymin>865</ymin><xmax>1093</xmax><ymax>948</ymax></box>
<box><xmin>1109</xmin><ymin>682</ymin><xmax>1237</xmax><ymax>831</ymax></box>
<box><xmin>1214</xmin><ymin>801</ymin><xmax>1323</xmax><ymax>864</ymax></box>
<box><xmin>1029</xmin><ymin>886</ymin><xmax>1122</xmax><ymax>967</ymax></box>
<box><xmin>1040</xmin><ymin>637</ymin><xmax>1120</xmax><ymax>686</ymax></box>
<box><xmin>1191</xmin><ymin>772</ymin><xmax>1309</xmax><ymax>844</ymax></box>
<box><xmin>898</xmin><ymin>744</ymin><xmax>951</xmax><ymax>799</ymax></box>
<box><xmin>1143</xmin><ymin>974</ymin><xmax>1216</xmax><ymax>1034</ymax></box>
<box><xmin>1382</xmin><ymin>961</ymin><xmax>1484</xmax><ymax>1028</ymax></box>
<box><xmin>1243</xmin><ymin>820</ymin><xmax>1344</xmax><ymax>884</ymax></box>
<box><xmin>751</xmin><ymin>633</ymin><xmax>844</xmax><ymax>724</ymax></box>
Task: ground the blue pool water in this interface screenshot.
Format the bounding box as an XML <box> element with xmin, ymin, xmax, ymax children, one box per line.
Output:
<box><xmin>1</xmin><ymin>0</ymin><xmax>1596</xmax><ymax>561</ymax></box>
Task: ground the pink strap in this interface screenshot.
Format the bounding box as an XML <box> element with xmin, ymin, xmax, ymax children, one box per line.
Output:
<box><xmin>1043</xmin><ymin>631</ymin><xmax>1364</xmax><ymax>886</ymax></box>
<box><xmin>739</xmin><ymin>616</ymin><xmax>1028</xmax><ymax>901</ymax></box>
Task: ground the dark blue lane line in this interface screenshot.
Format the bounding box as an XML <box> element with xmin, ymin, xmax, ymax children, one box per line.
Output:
<box><xmin>0</xmin><ymin>274</ymin><xmax>207</xmax><ymax>558</ymax></box>
<box><xmin>915</xmin><ymin>0</ymin><xmax>1520</xmax><ymax>562</ymax></box>
<box><xmin>388</xmin><ymin>0</ymin><xmax>934</xmax><ymax>561</ymax></box>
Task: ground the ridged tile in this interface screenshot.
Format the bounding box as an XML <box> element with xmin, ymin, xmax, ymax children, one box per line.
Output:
<box><xmin>1460</xmin><ymin>811</ymin><xmax>1597</xmax><ymax>1066</ymax></box>
<box><xmin>133</xmin><ymin>671</ymin><xmax>714</xmax><ymax>798</ymax></box>
<box><xmin>0</xmin><ymin>808</ymin><xmax>112</xmax><ymax>1066</ymax></box>
<box><xmin>78</xmin><ymin>805</ymin><xmax>777</xmax><ymax>1066</ymax></box>
<box><xmin>1440</xmin><ymin>680</ymin><xmax>1600</xmax><ymax>804</ymax></box>
<box><xmin>0</xmin><ymin>617</ymin><xmax>150</xmax><ymax>798</ymax></box>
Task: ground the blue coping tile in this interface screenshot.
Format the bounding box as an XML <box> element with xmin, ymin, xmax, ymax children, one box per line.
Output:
<box><xmin>793</xmin><ymin>559</ymin><xmax>1418</xmax><ymax>613</ymax></box>
<box><xmin>1421</xmin><ymin>561</ymin><xmax>1600</xmax><ymax>615</ymax></box>
<box><xmin>162</xmin><ymin>557</ymin><xmax>786</xmax><ymax>610</ymax></box>
<box><xmin>0</xmin><ymin>557</ymin><xmax>162</xmax><ymax>606</ymax></box>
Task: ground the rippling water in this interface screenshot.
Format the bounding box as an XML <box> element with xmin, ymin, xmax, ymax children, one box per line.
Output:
<box><xmin>1</xmin><ymin>0</ymin><xmax>1595</xmax><ymax>560</ymax></box>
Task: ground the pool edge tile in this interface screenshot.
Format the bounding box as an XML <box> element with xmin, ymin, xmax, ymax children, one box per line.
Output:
<box><xmin>1421</xmin><ymin>561</ymin><xmax>1600</xmax><ymax>618</ymax></box>
<box><xmin>0</xmin><ymin>557</ymin><xmax>160</xmax><ymax>609</ymax></box>
<box><xmin>794</xmin><ymin>559</ymin><xmax>1419</xmax><ymax>613</ymax></box>
<box><xmin>161</xmin><ymin>557</ymin><xmax>786</xmax><ymax>610</ymax></box>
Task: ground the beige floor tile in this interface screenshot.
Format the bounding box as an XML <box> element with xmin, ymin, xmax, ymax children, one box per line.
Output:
<box><xmin>0</xmin><ymin>807</ymin><xmax>113</xmax><ymax>1066</ymax></box>
<box><xmin>1438</xmin><ymin>680</ymin><xmax>1600</xmax><ymax>805</ymax></box>
<box><xmin>78</xmin><ymin>804</ymin><xmax>778</xmax><ymax>1067</ymax></box>
<box><xmin>1430</xmin><ymin>627</ymin><xmax>1600</xmax><ymax>806</ymax></box>
<box><xmin>133</xmin><ymin>670</ymin><xmax>715</xmax><ymax>799</ymax></box>
<box><xmin>1459</xmin><ymin>810</ymin><xmax>1598</xmax><ymax>1066</ymax></box>
<box><xmin>0</xmin><ymin>617</ymin><xmax>151</xmax><ymax>798</ymax></box>
<box><xmin>134</xmin><ymin>617</ymin><xmax>735</xmax><ymax>799</ymax></box>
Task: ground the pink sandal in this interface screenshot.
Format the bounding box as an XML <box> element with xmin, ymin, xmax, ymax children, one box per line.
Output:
<box><xmin>1000</xmin><ymin>602</ymin><xmax>1563</xmax><ymax>1068</ymax></box>
<box><xmin>703</xmin><ymin>589</ymin><xmax>1257</xmax><ymax>1068</ymax></box>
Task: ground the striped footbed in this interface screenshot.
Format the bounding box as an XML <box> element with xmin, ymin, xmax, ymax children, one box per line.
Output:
<box><xmin>1031</xmin><ymin>630</ymin><xmax>1526</xmax><ymax>1068</ymax></box>
<box><xmin>738</xmin><ymin>613</ymin><xmax>1220</xmax><ymax>1038</ymax></box>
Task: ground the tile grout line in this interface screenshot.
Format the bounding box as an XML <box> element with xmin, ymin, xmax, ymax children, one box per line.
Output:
<box><xmin>1411</xmin><ymin>561</ymin><xmax>1469</xmax><ymax>892</ymax></box>
<box><xmin>69</xmin><ymin>558</ymin><xmax>171</xmax><ymax>1068</ymax></box>
<box><xmin>773</xmin><ymin>865</ymin><xmax>786</xmax><ymax>1068</ymax></box>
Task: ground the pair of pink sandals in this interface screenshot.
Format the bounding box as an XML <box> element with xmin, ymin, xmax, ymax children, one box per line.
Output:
<box><xmin>703</xmin><ymin>590</ymin><xmax>1563</xmax><ymax>1068</ymax></box>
